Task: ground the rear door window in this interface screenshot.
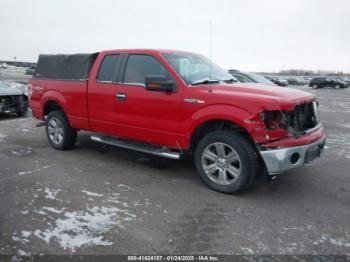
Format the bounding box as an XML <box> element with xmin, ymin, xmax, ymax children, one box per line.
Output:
<box><xmin>96</xmin><ymin>54</ymin><xmax>120</xmax><ymax>83</ymax></box>
<box><xmin>123</xmin><ymin>55</ymin><xmax>171</xmax><ymax>85</ymax></box>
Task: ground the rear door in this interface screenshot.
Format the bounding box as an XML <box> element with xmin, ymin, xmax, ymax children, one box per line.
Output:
<box><xmin>114</xmin><ymin>54</ymin><xmax>183</xmax><ymax>148</ymax></box>
<box><xmin>87</xmin><ymin>53</ymin><xmax>123</xmax><ymax>134</ymax></box>
<box><xmin>324</xmin><ymin>77</ymin><xmax>333</xmax><ymax>88</ymax></box>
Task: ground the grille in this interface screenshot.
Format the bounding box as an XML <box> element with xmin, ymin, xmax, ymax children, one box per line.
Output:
<box><xmin>0</xmin><ymin>96</ymin><xmax>20</xmax><ymax>109</ymax></box>
<box><xmin>284</xmin><ymin>102</ymin><xmax>318</xmax><ymax>133</ymax></box>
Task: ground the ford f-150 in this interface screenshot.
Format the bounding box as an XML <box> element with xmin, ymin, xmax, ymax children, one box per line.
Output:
<box><xmin>29</xmin><ymin>49</ymin><xmax>325</xmax><ymax>194</ymax></box>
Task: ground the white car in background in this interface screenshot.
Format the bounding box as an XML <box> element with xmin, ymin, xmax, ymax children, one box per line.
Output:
<box><xmin>0</xmin><ymin>80</ymin><xmax>28</xmax><ymax>116</ymax></box>
<box><xmin>0</xmin><ymin>63</ymin><xmax>8</xmax><ymax>69</ymax></box>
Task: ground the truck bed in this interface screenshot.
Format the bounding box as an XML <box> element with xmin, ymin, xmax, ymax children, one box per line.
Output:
<box><xmin>29</xmin><ymin>79</ymin><xmax>90</xmax><ymax>130</ymax></box>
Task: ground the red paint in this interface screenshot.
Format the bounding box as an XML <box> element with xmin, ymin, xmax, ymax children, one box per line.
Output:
<box><xmin>29</xmin><ymin>49</ymin><xmax>323</xmax><ymax>150</ymax></box>
<box><xmin>262</xmin><ymin>126</ymin><xmax>325</xmax><ymax>148</ymax></box>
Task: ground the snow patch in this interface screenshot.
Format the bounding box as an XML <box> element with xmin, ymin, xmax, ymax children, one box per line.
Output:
<box><xmin>34</xmin><ymin>210</ymin><xmax>47</xmax><ymax>215</ymax></box>
<box><xmin>340</xmin><ymin>123</ymin><xmax>350</xmax><ymax>129</ymax></box>
<box><xmin>118</xmin><ymin>184</ymin><xmax>131</xmax><ymax>190</ymax></box>
<box><xmin>12</xmin><ymin>231</ymin><xmax>32</xmax><ymax>244</ymax></box>
<box><xmin>21</xmin><ymin>128</ymin><xmax>31</xmax><ymax>133</ymax></box>
<box><xmin>21</xmin><ymin>231</ymin><xmax>31</xmax><ymax>238</ymax></box>
<box><xmin>42</xmin><ymin>207</ymin><xmax>65</xmax><ymax>214</ymax></box>
<box><xmin>313</xmin><ymin>234</ymin><xmax>350</xmax><ymax>248</ymax></box>
<box><xmin>17</xmin><ymin>249</ymin><xmax>31</xmax><ymax>256</ymax></box>
<box><xmin>14</xmin><ymin>184</ymin><xmax>150</xmax><ymax>252</ymax></box>
<box><xmin>0</xmin><ymin>131</ymin><xmax>8</xmax><ymax>142</ymax></box>
<box><xmin>11</xmin><ymin>249</ymin><xmax>32</xmax><ymax>262</ymax></box>
<box><xmin>82</xmin><ymin>190</ymin><xmax>104</xmax><ymax>197</ymax></box>
<box><xmin>33</xmin><ymin>205</ymin><xmax>136</xmax><ymax>252</ymax></box>
<box><xmin>18</xmin><ymin>171</ymin><xmax>31</xmax><ymax>176</ymax></box>
<box><xmin>10</xmin><ymin>147</ymin><xmax>33</xmax><ymax>157</ymax></box>
<box><xmin>44</xmin><ymin>187</ymin><xmax>61</xmax><ymax>200</ymax></box>
<box><xmin>12</xmin><ymin>236</ymin><xmax>29</xmax><ymax>244</ymax></box>
<box><xmin>240</xmin><ymin>247</ymin><xmax>254</xmax><ymax>254</ymax></box>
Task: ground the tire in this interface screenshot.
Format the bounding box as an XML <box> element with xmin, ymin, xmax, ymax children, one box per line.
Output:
<box><xmin>334</xmin><ymin>84</ymin><xmax>340</xmax><ymax>89</ymax></box>
<box><xmin>46</xmin><ymin>110</ymin><xmax>77</xmax><ymax>150</ymax></box>
<box><xmin>194</xmin><ymin>131</ymin><xmax>258</xmax><ymax>194</ymax></box>
<box><xmin>312</xmin><ymin>84</ymin><xmax>318</xmax><ymax>89</ymax></box>
<box><xmin>17</xmin><ymin>96</ymin><xmax>28</xmax><ymax>117</ymax></box>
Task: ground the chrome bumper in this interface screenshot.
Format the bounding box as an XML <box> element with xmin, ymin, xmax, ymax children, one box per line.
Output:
<box><xmin>259</xmin><ymin>136</ymin><xmax>326</xmax><ymax>175</ymax></box>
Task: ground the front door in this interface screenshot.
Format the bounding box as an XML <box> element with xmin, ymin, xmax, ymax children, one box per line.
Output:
<box><xmin>115</xmin><ymin>54</ymin><xmax>183</xmax><ymax>148</ymax></box>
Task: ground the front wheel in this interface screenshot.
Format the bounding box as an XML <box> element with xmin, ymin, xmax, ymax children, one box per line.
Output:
<box><xmin>194</xmin><ymin>131</ymin><xmax>258</xmax><ymax>194</ymax></box>
<box><xmin>312</xmin><ymin>84</ymin><xmax>318</xmax><ymax>89</ymax></box>
<box><xmin>46</xmin><ymin>110</ymin><xmax>77</xmax><ymax>150</ymax></box>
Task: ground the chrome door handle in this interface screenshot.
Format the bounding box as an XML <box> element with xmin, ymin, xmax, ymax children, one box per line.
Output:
<box><xmin>116</xmin><ymin>93</ymin><xmax>127</xmax><ymax>101</ymax></box>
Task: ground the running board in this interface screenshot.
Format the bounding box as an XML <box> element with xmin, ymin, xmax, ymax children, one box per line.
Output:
<box><xmin>91</xmin><ymin>135</ymin><xmax>181</xmax><ymax>160</ymax></box>
<box><xmin>36</xmin><ymin>121</ymin><xmax>46</xmax><ymax>127</ymax></box>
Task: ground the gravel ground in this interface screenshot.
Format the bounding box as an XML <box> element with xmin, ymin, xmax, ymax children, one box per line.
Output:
<box><xmin>0</xmin><ymin>85</ymin><xmax>349</xmax><ymax>259</ymax></box>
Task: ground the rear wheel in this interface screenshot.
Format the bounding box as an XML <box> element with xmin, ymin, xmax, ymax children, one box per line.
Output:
<box><xmin>334</xmin><ymin>84</ymin><xmax>340</xmax><ymax>89</ymax></box>
<box><xmin>194</xmin><ymin>131</ymin><xmax>258</xmax><ymax>194</ymax></box>
<box><xmin>312</xmin><ymin>84</ymin><xmax>318</xmax><ymax>89</ymax></box>
<box><xmin>46</xmin><ymin>110</ymin><xmax>77</xmax><ymax>150</ymax></box>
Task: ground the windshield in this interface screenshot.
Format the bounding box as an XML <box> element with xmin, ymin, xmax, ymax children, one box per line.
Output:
<box><xmin>163</xmin><ymin>53</ymin><xmax>233</xmax><ymax>85</ymax></box>
<box><xmin>0</xmin><ymin>80</ymin><xmax>10</xmax><ymax>88</ymax></box>
<box><xmin>245</xmin><ymin>72</ymin><xmax>274</xmax><ymax>84</ymax></box>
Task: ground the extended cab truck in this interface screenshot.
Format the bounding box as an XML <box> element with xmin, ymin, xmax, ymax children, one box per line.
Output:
<box><xmin>29</xmin><ymin>49</ymin><xmax>326</xmax><ymax>194</ymax></box>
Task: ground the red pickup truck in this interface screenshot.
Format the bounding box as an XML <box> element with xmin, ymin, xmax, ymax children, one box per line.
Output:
<box><xmin>29</xmin><ymin>49</ymin><xmax>325</xmax><ymax>194</ymax></box>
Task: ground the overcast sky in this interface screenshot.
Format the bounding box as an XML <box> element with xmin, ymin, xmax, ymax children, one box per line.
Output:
<box><xmin>0</xmin><ymin>0</ymin><xmax>349</xmax><ymax>72</ymax></box>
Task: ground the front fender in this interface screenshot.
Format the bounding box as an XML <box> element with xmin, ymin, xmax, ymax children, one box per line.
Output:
<box><xmin>184</xmin><ymin>104</ymin><xmax>256</xmax><ymax>138</ymax></box>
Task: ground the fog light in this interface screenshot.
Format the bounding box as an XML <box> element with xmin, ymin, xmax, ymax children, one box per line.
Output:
<box><xmin>290</xmin><ymin>153</ymin><xmax>300</xmax><ymax>164</ymax></box>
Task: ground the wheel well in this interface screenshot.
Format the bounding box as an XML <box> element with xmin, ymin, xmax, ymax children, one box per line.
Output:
<box><xmin>189</xmin><ymin>119</ymin><xmax>255</xmax><ymax>152</ymax></box>
<box><xmin>44</xmin><ymin>101</ymin><xmax>63</xmax><ymax>117</ymax></box>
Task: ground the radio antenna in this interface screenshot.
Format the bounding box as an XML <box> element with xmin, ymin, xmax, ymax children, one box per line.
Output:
<box><xmin>209</xmin><ymin>20</ymin><xmax>213</xmax><ymax>93</ymax></box>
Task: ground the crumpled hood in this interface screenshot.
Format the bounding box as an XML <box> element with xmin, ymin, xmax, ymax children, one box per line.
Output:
<box><xmin>0</xmin><ymin>86</ymin><xmax>24</xmax><ymax>96</ymax></box>
<box><xmin>206</xmin><ymin>83</ymin><xmax>315</xmax><ymax>110</ymax></box>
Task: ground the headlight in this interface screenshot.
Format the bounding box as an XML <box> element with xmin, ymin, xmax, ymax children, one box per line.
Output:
<box><xmin>260</xmin><ymin>111</ymin><xmax>284</xmax><ymax>130</ymax></box>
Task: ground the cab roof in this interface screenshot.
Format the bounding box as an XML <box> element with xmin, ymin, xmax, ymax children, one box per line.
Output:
<box><xmin>101</xmin><ymin>49</ymin><xmax>198</xmax><ymax>55</ymax></box>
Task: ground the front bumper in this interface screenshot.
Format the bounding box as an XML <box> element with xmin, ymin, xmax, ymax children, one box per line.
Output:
<box><xmin>0</xmin><ymin>95</ymin><xmax>21</xmax><ymax>114</ymax></box>
<box><xmin>259</xmin><ymin>136</ymin><xmax>326</xmax><ymax>175</ymax></box>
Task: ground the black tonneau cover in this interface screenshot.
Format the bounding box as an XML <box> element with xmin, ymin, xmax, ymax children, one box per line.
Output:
<box><xmin>34</xmin><ymin>53</ymin><xmax>98</xmax><ymax>81</ymax></box>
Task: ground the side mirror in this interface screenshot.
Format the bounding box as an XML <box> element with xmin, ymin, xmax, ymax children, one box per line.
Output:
<box><xmin>145</xmin><ymin>75</ymin><xmax>176</xmax><ymax>92</ymax></box>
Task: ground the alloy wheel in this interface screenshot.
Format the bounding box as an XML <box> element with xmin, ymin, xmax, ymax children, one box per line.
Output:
<box><xmin>47</xmin><ymin>117</ymin><xmax>64</xmax><ymax>145</ymax></box>
<box><xmin>201</xmin><ymin>142</ymin><xmax>241</xmax><ymax>185</ymax></box>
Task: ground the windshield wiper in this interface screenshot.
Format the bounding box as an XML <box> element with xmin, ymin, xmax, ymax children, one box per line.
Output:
<box><xmin>191</xmin><ymin>79</ymin><xmax>220</xmax><ymax>86</ymax></box>
<box><xmin>222</xmin><ymin>78</ymin><xmax>237</xmax><ymax>83</ymax></box>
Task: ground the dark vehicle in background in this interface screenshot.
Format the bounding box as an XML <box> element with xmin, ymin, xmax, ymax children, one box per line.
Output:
<box><xmin>228</xmin><ymin>70</ymin><xmax>253</xmax><ymax>83</ymax></box>
<box><xmin>0</xmin><ymin>80</ymin><xmax>28</xmax><ymax>116</ymax></box>
<box><xmin>287</xmin><ymin>77</ymin><xmax>304</xmax><ymax>86</ymax></box>
<box><xmin>309</xmin><ymin>77</ymin><xmax>349</xmax><ymax>89</ymax></box>
<box><xmin>265</xmin><ymin>76</ymin><xmax>288</xmax><ymax>86</ymax></box>
<box><xmin>333</xmin><ymin>76</ymin><xmax>350</xmax><ymax>85</ymax></box>
<box><xmin>25</xmin><ymin>66</ymin><xmax>36</xmax><ymax>75</ymax></box>
<box><xmin>228</xmin><ymin>70</ymin><xmax>276</xmax><ymax>86</ymax></box>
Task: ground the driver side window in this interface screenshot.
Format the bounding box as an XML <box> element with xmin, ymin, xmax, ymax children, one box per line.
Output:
<box><xmin>123</xmin><ymin>55</ymin><xmax>171</xmax><ymax>85</ymax></box>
